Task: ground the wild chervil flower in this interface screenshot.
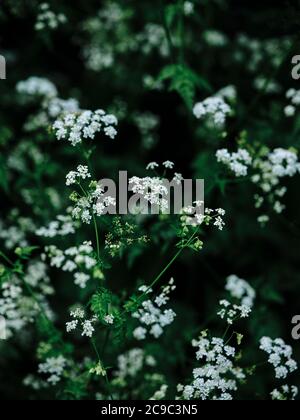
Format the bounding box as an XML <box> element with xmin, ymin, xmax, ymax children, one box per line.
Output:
<box><xmin>16</xmin><ymin>77</ymin><xmax>58</xmax><ymax>99</ymax></box>
<box><xmin>271</xmin><ymin>385</ymin><xmax>298</xmax><ymax>401</ymax></box>
<box><xmin>35</xmin><ymin>3</ymin><xmax>67</xmax><ymax>31</ymax></box>
<box><xmin>259</xmin><ymin>337</ymin><xmax>298</xmax><ymax>379</ymax></box>
<box><xmin>193</xmin><ymin>96</ymin><xmax>231</xmax><ymax>126</ymax></box>
<box><xmin>216</xmin><ymin>148</ymin><xmax>252</xmax><ymax>177</ymax></box>
<box><xmin>45</xmin><ymin>241</ymin><xmax>97</xmax><ymax>288</ymax></box>
<box><xmin>38</xmin><ymin>356</ymin><xmax>67</xmax><ymax>386</ymax></box>
<box><xmin>53</xmin><ymin>109</ymin><xmax>118</xmax><ymax>146</ymax></box>
<box><xmin>115</xmin><ymin>348</ymin><xmax>157</xmax><ymax>381</ymax></box>
<box><xmin>177</xmin><ymin>334</ymin><xmax>245</xmax><ymax>400</ymax></box>
<box><xmin>66</xmin><ymin>308</ymin><xmax>98</xmax><ymax>338</ymax></box>
<box><xmin>146</xmin><ymin>162</ymin><xmax>159</xmax><ymax>170</ymax></box>
<box><xmin>36</xmin><ymin>214</ymin><xmax>77</xmax><ymax>238</ymax></box>
<box><xmin>132</xmin><ymin>279</ymin><xmax>176</xmax><ymax>340</ymax></box>
<box><xmin>163</xmin><ymin>161</ymin><xmax>175</xmax><ymax>169</ymax></box>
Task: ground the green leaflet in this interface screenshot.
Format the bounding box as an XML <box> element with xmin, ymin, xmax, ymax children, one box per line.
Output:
<box><xmin>158</xmin><ymin>64</ymin><xmax>212</xmax><ymax>109</ymax></box>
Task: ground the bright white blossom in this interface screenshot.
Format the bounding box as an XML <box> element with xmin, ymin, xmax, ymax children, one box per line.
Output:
<box><xmin>271</xmin><ymin>385</ymin><xmax>298</xmax><ymax>400</ymax></box>
<box><xmin>66</xmin><ymin>308</ymin><xmax>98</xmax><ymax>338</ymax></box>
<box><xmin>216</xmin><ymin>146</ymin><xmax>300</xmax><ymax>221</ymax></box>
<box><xmin>38</xmin><ymin>356</ymin><xmax>67</xmax><ymax>385</ymax></box>
<box><xmin>225</xmin><ymin>275</ymin><xmax>256</xmax><ymax>308</ymax></box>
<box><xmin>216</xmin><ymin>148</ymin><xmax>252</xmax><ymax>177</ymax></box>
<box><xmin>163</xmin><ymin>161</ymin><xmax>175</xmax><ymax>169</ymax></box>
<box><xmin>35</xmin><ymin>3</ymin><xmax>67</xmax><ymax>31</ymax></box>
<box><xmin>104</xmin><ymin>315</ymin><xmax>115</xmax><ymax>325</ymax></box>
<box><xmin>45</xmin><ymin>242</ymin><xmax>97</xmax><ymax>288</ymax></box>
<box><xmin>132</xmin><ymin>279</ymin><xmax>176</xmax><ymax>340</ymax></box>
<box><xmin>115</xmin><ymin>349</ymin><xmax>157</xmax><ymax>381</ymax></box>
<box><xmin>53</xmin><ymin>109</ymin><xmax>118</xmax><ymax>146</ymax></box>
<box><xmin>36</xmin><ymin>214</ymin><xmax>76</xmax><ymax>238</ymax></box>
<box><xmin>177</xmin><ymin>335</ymin><xmax>245</xmax><ymax>400</ymax></box>
<box><xmin>193</xmin><ymin>96</ymin><xmax>231</xmax><ymax>126</ymax></box>
<box><xmin>146</xmin><ymin>162</ymin><xmax>159</xmax><ymax>170</ymax></box>
<box><xmin>260</xmin><ymin>337</ymin><xmax>298</xmax><ymax>379</ymax></box>
<box><xmin>16</xmin><ymin>77</ymin><xmax>58</xmax><ymax>99</ymax></box>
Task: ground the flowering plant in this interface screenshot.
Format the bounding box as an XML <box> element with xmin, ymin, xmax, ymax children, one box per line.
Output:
<box><xmin>1</xmin><ymin>0</ymin><xmax>300</xmax><ymax>401</ymax></box>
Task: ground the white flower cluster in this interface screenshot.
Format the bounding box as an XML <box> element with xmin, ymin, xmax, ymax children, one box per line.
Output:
<box><xmin>129</xmin><ymin>163</ymin><xmax>186</xmax><ymax>215</ymax></box>
<box><xmin>193</xmin><ymin>96</ymin><xmax>231</xmax><ymax>126</ymax></box>
<box><xmin>82</xmin><ymin>1</ymin><xmax>136</xmax><ymax>71</ymax></box>
<box><xmin>53</xmin><ymin>109</ymin><xmax>118</xmax><ymax>146</ymax></box>
<box><xmin>16</xmin><ymin>77</ymin><xmax>80</xmax><ymax>131</ymax></box>
<box><xmin>225</xmin><ymin>275</ymin><xmax>256</xmax><ymax>308</ymax></box>
<box><xmin>146</xmin><ymin>161</ymin><xmax>175</xmax><ymax>170</ymax></box>
<box><xmin>23</xmin><ymin>375</ymin><xmax>47</xmax><ymax>391</ymax></box>
<box><xmin>36</xmin><ymin>214</ymin><xmax>76</xmax><ymax>238</ymax></box>
<box><xmin>150</xmin><ymin>385</ymin><xmax>168</xmax><ymax>400</ymax></box>
<box><xmin>0</xmin><ymin>221</ymin><xmax>28</xmax><ymax>250</ymax></box>
<box><xmin>252</xmin><ymin>148</ymin><xmax>300</xmax><ymax>218</ymax></box>
<box><xmin>129</xmin><ymin>176</ymin><xmax>169</xmax><ymax>213</ymax></box>
<box><xmin>24</xmin><ymin>261</ymin><xmax>54</xmax><ymax>295</ymax></box>
<box><xmin>132</xmin><ymin>279</ymin><xmax>176</xmax><ymax>340</ymax></box>
<box><xmin>217</xmin><ymin>299</ymin><xmax>252</xmax><ymax>325</ymax></box>
<box><xmin>284</xmin><ymin>88</ymin><xmax>300</xmax><ymax>117</ymax></box>
<box><xmin>235</xmin><ymin>34</ymin><xmax>291</xmax><ymax>73</ymax></box>
<box><xmin>178</xmin><ymin>335</ymin><xmax>245</xmax><ymax>400</ymax></box>
<box><xmin>217</xmin><ymin>275</ymin><xmax>255</xmax><ymax>324</ymax></box>
<box><xmin>217</xmin><ymin>85</ymin><xmax>237</xmax><ymax>103</ymax></box>
<box><xmin>47</xmin><ymin>97</ymin><xmax>80</xmax><ymax>119</ymax></box>
<box><xmin>268</xmin><ymin>148</ymin><xmax>300</xmax><ymax>178</ymax></box>
<box><xmin>216</xmin><ymin>148</ymin><xmax>252</xmax><ymax>177</ymax></box>
<box><xmin>216</xmin><ymin>146</ymin><xmax>300</xmax><ymax>221</ymax></box>
<box><xmin>35</xmin><ymin>3</ymin><xmax>67</xmax><ymax>31</ymax></box>
<box><xmin>16</xmin><ymin>77</ymin><xmax>58</xmax><ymax>99</ymax></box>
<box><xmin>181</xmin><ymin>205</ymin><xmax>226</xmax><ymax>231</ymax></box>
<box><xmin>137</xmin><ymin>24</ymin><xmax>169</xmax><ymax>57</ymax></box>
<box><xmin>66</xmin><ymin>173</ymin><xmax>116</xmax><ymax>224</ymax></box>
<box><xmin>66</xmin><ymin>165</ymin><xmax>91</xmax><ymax>186</ymax></box>
<box><xmin>45</xmin><ymin>242</ymin><xmax>97</xmax><ymax>288</ymax></box>
<box><xmin>259</xmin><ymin>337</ymin><xmax>298</xmax><ymax>379</ymax></box>
<box><xmin>38</xmin><ymin>356</ymin><xmax>67</xmax><ymax>386</ymax></box>
<box><xmin>133</xmin><ymin>112</ymin><xmax>160</xmax><ymax>149</ymax></box>
<box><xmin>66</xmin><ymin>308</ymin><xmax>98</xmax><ymax>338</ymax></box>
<box><xmin>203</xmin><ymin>30</ymin><xmax>228</xmax><ymax>47</ymax></box>
<box><xmin>0</xmin><ymin>261</ymin><xmax>53</xmax><ymax>338</ymax></box>
<box><xmin>115</xmin><ymin>348</ymin><xmax>156</xmax><ymax>380</ymax></box>
<box><xmin>183</xmin><ymin>1</ymin><xmax>194</xmax><ymax>16</ymax></box>
<box><xmin>271</xmin><ymin>385</ymin><xmax>298</xmax><ymax>400</ymax></box>
<box><xmin>104</xmin><ymin>314</ymin><xmax>115</xmax><ymax>325</ymax></box>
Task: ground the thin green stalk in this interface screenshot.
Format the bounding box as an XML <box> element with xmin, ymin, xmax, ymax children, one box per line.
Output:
<box><xmin>0</xmin><ymin>250</ymin><xmax>14</xmax><ymax>266</ymax></box>
<box><xmin>92</xmin><ymin>215</ymin><xmax>101</xmax><ymax>262</ymax></box>
<box><xmin>101</xmin><ymin>329</ymin><xmax>111</xmax><ymax>359</ymax></box>
<box><xmin>91</xmin><ymin>338</ymin><xmax>114</xmax><ymax>400</ymax></box>
<box><xmin>178</xmin><ymin>0</ymin><xmax>185</xmax><ymax>64</ymax></box>
<box><xmin>78</xmin><ymin>183</ymin><xmax>101</xmax><ymax>261</ymax></box>
<box><xmin>140</xmin><ymin>227</ymin><xmax>200</xmax><ymax>301</ymax></box>
<box><xmin>159</xmin><ymin>0</ymin><xmax>176</xmax><ymax>62</ymax></box>
<box><xmin>222</xmin><ymin>324</ymin><xmax>231</xmax><ymax>340</ymax></box>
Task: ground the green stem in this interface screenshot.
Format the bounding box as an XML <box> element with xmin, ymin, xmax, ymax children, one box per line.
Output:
<box><xmin>93</xmin><ymin>215</ymin><xmax>101</xmax><ymax>262</ymax></box>
<box><xmin>101</xmin><ymin>329</ymin><xmax>111</xmax><ymax>359</ymax></box>
<box><xmin>0</xmin><ymin>251</ymin><xmax>14</xmax><ymax>266</ymax></box>
<box><xmin>140</xmin><ymin>227</ymin><xmax>200</xmax><ymax>301</ymax></box>
<box><xmin>178</xmin><ymin>0</ymin><xmax>185</xmax><ymax>64</ymax></box>
<box><xmin>159</xmin><ymin>0</ymin><xmax>176</xmax><ymax>62</ymax></box>
<box><xmin>91</xmin><ymin>338</ymin><xmax>114</xmax><ymax>400</ymax></box>
<box><xmin>222</xmin><ymin>324</ymin><xmax>231</xmax><ymax>340</ymax></box>
<box><xmin>78</xmin><ymin>183</ymin><xmax>101</xmax><ymax>261</ymax></box>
